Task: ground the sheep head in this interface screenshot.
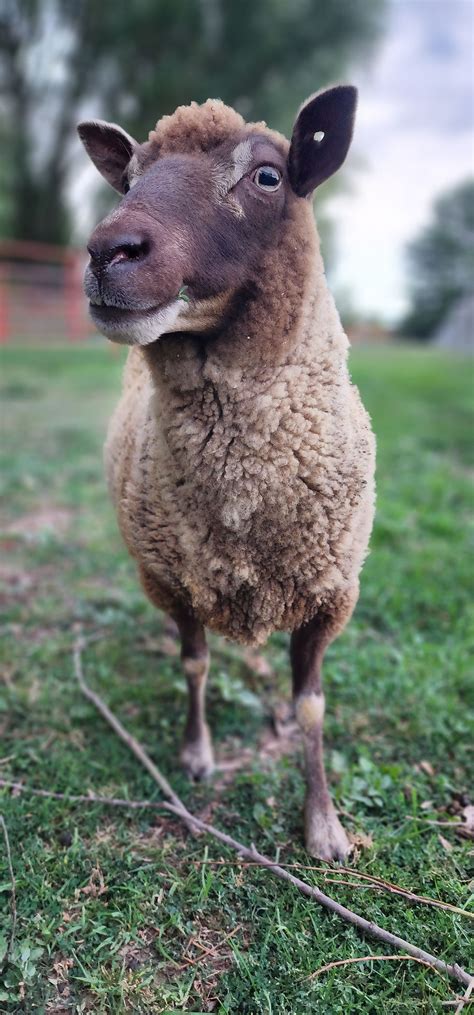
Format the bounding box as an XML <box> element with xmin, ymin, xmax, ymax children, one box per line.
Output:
<box><xmin>78</xmin><ymin>87</ymin><xmax>356</xmax><ymax>346</ymax></box>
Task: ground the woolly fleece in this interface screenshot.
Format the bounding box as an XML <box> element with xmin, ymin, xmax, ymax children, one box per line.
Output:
<box><xmin>105</xmin><ymin>100</ymin><xmax>376</xmax><ymax>645</ymax></box>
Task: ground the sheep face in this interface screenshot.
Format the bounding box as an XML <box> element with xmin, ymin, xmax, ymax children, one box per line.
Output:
<box><xmin>78</xmin><ymin>86</ymin><xmax>356</xmax><ymax>346</ymax></box>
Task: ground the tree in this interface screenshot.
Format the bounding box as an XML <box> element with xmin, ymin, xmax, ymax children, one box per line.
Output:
<box><xmin>0</xmin><ymin>0</ymin><xmax>385</xmax><ymax>245</ymax></box>
<box><xmin>400</xmin><ymin>179</ymin><xmax>474</xmax><ymax>340</ymax></box>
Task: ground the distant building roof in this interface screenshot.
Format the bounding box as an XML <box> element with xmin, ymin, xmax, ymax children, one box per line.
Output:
<box><xmin>346</xmin><ymin>322</ymin><xmax>391</xmax><ymax>344</ymax></box>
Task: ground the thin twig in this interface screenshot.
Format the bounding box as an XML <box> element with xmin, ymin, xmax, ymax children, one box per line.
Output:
<box><xmin>73</xmin><ymin>635</ymin><xmax>197</xmax><ymax>835</ymax></box>
<box><xmin>178</xmin><ymin>924</ymin><xmax>242</xmax><ymax>970</ymax></box>
<box><xmin>0</xmin><ymin>779</ymin><xmax>163</xmax><ymax>811</ymax></box>
<box><xmin>332</xmin><ymin>869</ymin><xmax>471</xmax><ymax>917</ymax></box>
<box><xmin>164</xmin><ymin>801</ymin><xmax>474</xmax><ymax>989</ymax></box>
<box><xmin>72</xmin><ymin>636</ymin><xmax>473</xmax><ymax>990</ymax></box>
<box><xmin>406</xmin><ymin>817</ymin><xmax>464</xmax><ymax>828</ymax></box>
<box><xmin>322</xmin><ymin>878</ymin><xmax>381</xmax><ymax>890</ymax></box>
<box><xmin>0</xmin><ymin>815</ymin><xmax>17</xmax><ymax>973</ymax></box>
<box><xmin>191</xmin><ymin>859</ymin><xmax>473</xmax><ymax>920</ymax></box>
<box><xmin>1</xmin><ymin>777</ymin><xmax>470</xmax><ymax>923</ymax></box>
<box><xmin>455</xmin><ymin>977</ymin><xmax>474</xmax><ymax>1014</ymax></box>
<box><xmin>192</xmin><ymin>924</ymin><xmax>242</xmax><ymax>960</ymax></box>
<box><xmin>307</xmin><ymin>953</ymin><xmax>449</xmax><ymax>981</ymax></box>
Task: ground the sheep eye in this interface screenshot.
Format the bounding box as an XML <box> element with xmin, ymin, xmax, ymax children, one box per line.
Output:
<box><xmin>253</xmin><ymin>166</ymin><xmax>282</xmax><ymax>192</ymax></box>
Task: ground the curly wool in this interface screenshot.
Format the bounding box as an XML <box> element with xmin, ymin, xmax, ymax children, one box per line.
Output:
<box><xmin>145</xmin><ymin>98</ymin><xmax>287</xmax><ymax>159</ymax></box>
<box><xmin>105</xmin><ymin>101</ymin><xmax>376</xmax><ymax>646</ymax></box>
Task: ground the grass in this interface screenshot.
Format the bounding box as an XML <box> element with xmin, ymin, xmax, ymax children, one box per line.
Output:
<box><xmin>0</xmin><ymin>341</ymin><xmax>473</xmax><ymax>1014</ymax></box>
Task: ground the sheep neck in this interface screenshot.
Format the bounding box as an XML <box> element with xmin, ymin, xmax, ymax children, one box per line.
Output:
<box><xmin>144</xmin><ymin>204</ymin><xmax>348</xmax><ymax>403</ymax></box>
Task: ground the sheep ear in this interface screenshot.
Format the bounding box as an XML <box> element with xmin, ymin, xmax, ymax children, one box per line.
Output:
<box><xmin>77</xmin><ymin>120</ymin><xmax>138</xmax><ymax>193</ymax></box>
<box><xmin>288</xmin><ymin>86</ymin><xmax>357</xmax><ymax>197</ymax></box>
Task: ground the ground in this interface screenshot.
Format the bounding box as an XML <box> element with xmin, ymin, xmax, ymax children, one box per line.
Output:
<box><xmin>0</xmin><ymin>343</ymin><xmax>473</xmax><ymax>1014</ymax></box>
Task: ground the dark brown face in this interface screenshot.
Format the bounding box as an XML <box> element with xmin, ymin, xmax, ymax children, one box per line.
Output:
<box><xmin>83</xmin><ymin>135</ymin><xmax>289</xmax><ymax>344</ymax></box>
<box><xmin>78</xmin><ymin>87</ymin><xmax>357</xmax><ymax>345</ymax></box>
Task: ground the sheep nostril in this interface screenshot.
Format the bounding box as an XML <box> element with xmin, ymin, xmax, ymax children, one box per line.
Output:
<box><xmin>109</xmin><ymin>248</ymin><xmax>130</xmax><ymax>267</ymax></box>
<box><xmin>87</xmin><ymin>239</ymin><xmax>150</xmax><ymax>271</ymax></box>
<box><xmin>114</xmin><ymin>240</ymin><xmax>150</xmax><ymax>263</ymax></box>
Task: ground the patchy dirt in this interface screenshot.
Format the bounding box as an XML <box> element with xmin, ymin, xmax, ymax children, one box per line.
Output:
<box><xmin>0</xmin><ymin>562</ymin><xmax>36</xmax><ymax>599</ymax></box>
<box><xmin>158</xmin><ymin>915</ymin><xmax>246</xmax><ymax>1011</ymax></box>
<box><xmin>134</xmin><ymin>814</ymin><xmax>189</xmax><ymax>853</ymax></box>
<box><xmin>348</xmin><ymin>829</ymin><xmax>374</xmax><ymax>860</ymax></box>
<box><xmin>45</xmin><ymin>955</ymin><xmax>74</xmax><ymax>1013</ymax></box>
<box><xmin>0</xmin><ymin>561</ymin><xmax>60</xmax><ymax>607</ymax></box>
<box><xmin>119</xmin><ymin>919</ymin><xmax>243</xmax><ymax>1011</ymax></box>
<box><xmin>75</xmin><ymin>865</ymin><xmax>108</xmax><ymax>900</ymax></box>
<box><xmin>1</xmin><ymin>506</ymin><xmax>74</xmax><ymax>539</ymax></box>
<box><xmin>141</xmin><ymin>633</ymin><xmax>180</xmax><ymax>657</ymax></box>
<box><xmin>119</xmin><ymin>946</ymin><xmax>154</xmax><ymax>975</ymax></box>
<box><xmin>215</xmin><ymin>711</ymin><xmax>300</xmax><ymax>779</ymax></box>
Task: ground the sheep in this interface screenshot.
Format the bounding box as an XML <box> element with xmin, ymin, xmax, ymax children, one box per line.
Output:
<box><xmin>77</xmin><ymin>87</ymin><xmax>376</xmax><ymax>860</ymax></box>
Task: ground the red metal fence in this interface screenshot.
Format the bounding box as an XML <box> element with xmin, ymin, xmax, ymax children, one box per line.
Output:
<box><xmin>0</xmin><ymin>238</ymin><xmax>394</xmax><ymax>347</ymax></box>
<box><xmin>0</xmin><ymin>239</ymin><xmax>93</xmax><ymax>343</ymax></box>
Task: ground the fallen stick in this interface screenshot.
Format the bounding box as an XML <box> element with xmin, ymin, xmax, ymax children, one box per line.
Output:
<box><xmin>73</xmin><ymin>636</ymin><xmax>196</xmax><ymax>835</ymax></box>
<box><xmin>72</xmin><ymin>636</ymin><xmax>473</xmax><ymax>990</ymax></box>
<box><xmin>191</xmin><ymin>858</ymin><xmax>473</xmax><ymax>920</ymax></box>
<box><xmin>0</xmin><ymin>779</ymin><xmax>162</xmax><ymax>811</ymax></box>
<box><xmin>455</xmin><ymin>977</ymin><xmax>474</xmax><ymax>1014</ymax></box>
<box><xmin>406</xmin><ymin>817</ymin><xmax>463</xmax><ymax>828</ymax></box>
<box><xmin>1</xmin><ymin>777</ymin><xmax>470</xmax><ymax>922</ymax></box>
<box><xmin>162</xmin><ymin>801</ymin><xmax>473</xmax><ymax>989</ymax></box>
<box><xmin>0</xmin><ymin>815</ymin><xmax>17</xmax><ymax>974</ymax></box>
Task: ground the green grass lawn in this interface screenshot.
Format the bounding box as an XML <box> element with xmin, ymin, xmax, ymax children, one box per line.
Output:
<box><xmin>0</xmin><ymin>343</ymin><xmax>473</xmax><ymax>1014</ymax></box>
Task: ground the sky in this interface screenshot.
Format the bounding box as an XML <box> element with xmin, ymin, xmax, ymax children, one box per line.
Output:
<box><xmin>326</xmin><ymin>0</ymin><xmax>474</xmax><ymax>322</ymax></box>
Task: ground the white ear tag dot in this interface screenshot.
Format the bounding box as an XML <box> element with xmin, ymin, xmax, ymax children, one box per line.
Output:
<box><xmin>313</xmin><ymin>130</ymin><xmax>325</xmax><ymax>143</ymax></box>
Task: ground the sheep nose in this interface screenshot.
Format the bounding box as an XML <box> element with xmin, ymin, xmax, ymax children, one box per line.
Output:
<box><xmin>87</xmin><ymin>233</ymin><xmax>151</xmax><ymax>275</ymax></box>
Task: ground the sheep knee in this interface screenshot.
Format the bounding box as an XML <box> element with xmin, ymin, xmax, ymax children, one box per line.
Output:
<box><xmin>180</xmin><ymin>643</ymin><xmax>214</xmax><ymax>780</ymax></box>
<box><xmin>295</xmin><ymin>691</ymin><xmax>325</xmax><ymax>736</ymax></box>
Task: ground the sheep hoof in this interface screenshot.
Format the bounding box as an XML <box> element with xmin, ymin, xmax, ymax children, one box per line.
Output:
<box><xmin>304</xmin><ymin>802</ymin><xmax>351</xmax><ymax>862</ymax></box>
<box><xmin>180</xmin><ymin>734</ymin><xmax>215</xmax><ymax>781</ymax></box>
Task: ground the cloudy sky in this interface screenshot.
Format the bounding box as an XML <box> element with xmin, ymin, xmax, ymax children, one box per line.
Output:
<box><xmin>326</xmin><ymin>0</ymin><xmax>473</xmax><ymax>322</ymax></box>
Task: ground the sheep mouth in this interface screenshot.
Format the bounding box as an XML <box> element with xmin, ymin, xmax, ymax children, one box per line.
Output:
<box><xmin>88</xmin><ymin>298</ymin><xmax>185</xmax><ymax>346</ymax></box>
<box><xmin>89</xmin><ymin>302</ymin><xmax>163</xmax><ymax>322</ymax></box>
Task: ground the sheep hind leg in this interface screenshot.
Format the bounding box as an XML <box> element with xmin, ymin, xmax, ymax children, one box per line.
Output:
<box><xmin>290</xmin><ymin>605</ymin><xmax>354</xmax><ymax>861</ymax></box>
<box><xmin>174</xmin><ymin>608</ymin><xmax>215</xmax><ymax>781</ymax></box>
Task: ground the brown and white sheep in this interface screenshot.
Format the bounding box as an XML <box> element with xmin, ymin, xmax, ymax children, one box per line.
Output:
<box><xmin>78</xmin><ymin>87</ymin><xmax>376</xmax><ymax>860</ymax></box>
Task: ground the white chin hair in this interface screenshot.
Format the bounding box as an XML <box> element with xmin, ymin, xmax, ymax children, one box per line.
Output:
<box><xmin>95</xmin><ymin>299</ymin><xmax>185</xmax><ymax>346</ymax></box>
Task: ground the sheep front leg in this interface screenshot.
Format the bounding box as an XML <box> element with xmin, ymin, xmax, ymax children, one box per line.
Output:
<box><xmin>174</xmin><ymin>609</ymin><xmax>215</xmax><ymax>780</ymax></box>
<box><xmin>290</xmin><ymin>611</ymin><xmax>350</xmax><ymax>861</ymax></box>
